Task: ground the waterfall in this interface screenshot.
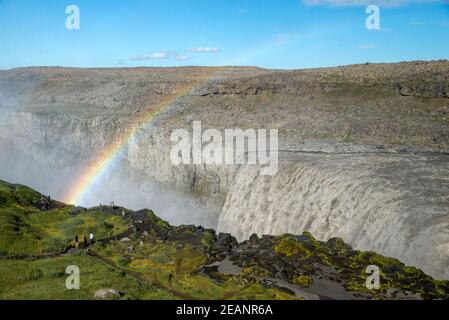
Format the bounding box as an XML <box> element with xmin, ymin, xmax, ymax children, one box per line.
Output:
<box><xmin>1</xmin><ymin>109</ymin><xmax>449</xmax><ymax>280</ymax></box>
<box><xmin>218</xmin><ymin>154</ymin><xmax>449</xmax><ymax>280</ymax></box>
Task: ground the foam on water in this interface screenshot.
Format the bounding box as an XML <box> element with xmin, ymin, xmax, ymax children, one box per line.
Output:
<box><xmin>218</xmin><ymin>154</ymin><xmax>449</xmax><ymax>279</ymax></box>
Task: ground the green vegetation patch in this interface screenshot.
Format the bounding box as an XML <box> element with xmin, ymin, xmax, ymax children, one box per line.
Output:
<box><xmin>294</xmin><ymin>275</ymin><xmax>313</xmax><ymax>288</ymax></box>
<box><xmin>274</xmin><ymin>236</ymin><xmax>312</xmax><ymax>258</ymax></box>
<box><xmin>93</xmin><ymin>239</ymin><xmax>297</xmax><ymax>300</ymax></box>
<box><xmin>0</xmin><ymin>183</ymin><xmax>128</xmax><ymax>256</ymax></box>
<box><xmin>0</xmin><ymin>254</ymin><xmax>175</xmax><ymax>300</ymax></box>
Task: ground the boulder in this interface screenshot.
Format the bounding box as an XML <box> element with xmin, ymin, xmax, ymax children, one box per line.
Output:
<box><xmin>217</xmin><ymin>233</ymin><xmax>238</xmax><ymax>252</ymax></box>
<box><xmin>249</xmin><ymin>233</ymin><xmax>259</xmax><ymax>245</ymax></box>
<box><xmin>94</xmin><ymin>289</ymin><xmax>121</xmax><ymax>300</ymax></box>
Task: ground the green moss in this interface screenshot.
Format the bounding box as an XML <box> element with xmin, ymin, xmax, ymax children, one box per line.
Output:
<box><xmin>326</xmin><ymin>237</ymin><xmax>350</xmax><ymax>252</ymax></box>
<box><xmin>274</xmin><ymin>236</ymin><xmax>311</xmax><ymax>258</ymax></box>
<box><xmin>147</xmin><ymin>211</ymin><xmax>171</xmax><ymax>230</ymax></box>
<box><xmin>242</xmin><ymin>266</ymin><xmax>269</xmax><ymax>278</ymax></box>
<box><xmin>302</xmin><ymin>231</ymin><xmax>318</xmax><ymax>244</ymax></box>
<box><xmin>293</xmin><ymin>275</ymin><xmax>313</xmax><ymax>288</ymax></box>
<box><xmin>97</xmin><ymin>240</ymin><xmax>295</xmax><ymax>300</ymax></box>
<box><xmin>357</xmin><ymin>251</ymin><xmax>403</xmax><ymax>271</ymax></box>
<box><xmin>233</xmin><ymin>283</ymin><xmax>299</xmax><ymax>300</ymax></box>
<box><xmin>200</xmin><ymin>230</ymin><xmax>216</xmax><ymax>248</ymax></box>
<box><xmin>315</xmin><ymin>246</ymin><xmax>333</xmax><ymax>266</ymax></box>
<box><xmin>345</xmin><ymin>277</ymin><xmax>374</xmax><ymax>295</ymax></box>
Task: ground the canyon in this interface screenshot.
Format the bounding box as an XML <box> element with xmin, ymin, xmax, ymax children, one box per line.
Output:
<box><xmin>0</xmin><ymin>61</ymin><xmax>448</xmax><ymax>279</ymax></box>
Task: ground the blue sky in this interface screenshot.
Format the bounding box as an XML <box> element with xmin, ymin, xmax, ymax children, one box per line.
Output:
<box><xmin>0</xmin><ymin>0</ymin><xmax>448</xmax><ymax>69</ymax></box>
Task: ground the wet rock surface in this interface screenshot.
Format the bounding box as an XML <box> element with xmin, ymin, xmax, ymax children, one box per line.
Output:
<box><xmin>121</xmin><ymin>208</ymin><xmax>449</xmax><ymax>300</ymax></box>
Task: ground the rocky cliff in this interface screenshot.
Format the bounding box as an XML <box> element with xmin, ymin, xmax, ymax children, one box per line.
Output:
<box><xmin>0</xmin><ymin>61</ymin><xmax>448</xmax><ymax>279</ymax></box>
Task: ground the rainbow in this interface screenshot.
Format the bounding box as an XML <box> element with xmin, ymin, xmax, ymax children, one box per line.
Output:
<box><xmin>63</xmin><ymin>68</ymin><xmax>223</xmax><ymax>205</ymax></box>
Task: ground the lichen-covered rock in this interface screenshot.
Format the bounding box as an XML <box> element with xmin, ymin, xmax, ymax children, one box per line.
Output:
<box><xmin>209</xmin><ymin>231</ymin><xmax>449</xmax><ymax>300</ymax></box>
<box><xmin>294</xmin><ymin>275</ymin><xmax>313</xmax><ymax>288</ymax></box>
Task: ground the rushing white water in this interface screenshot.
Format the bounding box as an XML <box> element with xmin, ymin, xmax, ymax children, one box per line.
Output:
<box><xmin>218</xmin><ymin>153</ymin><xmax>449</xmax><ymax>280</ymax></box>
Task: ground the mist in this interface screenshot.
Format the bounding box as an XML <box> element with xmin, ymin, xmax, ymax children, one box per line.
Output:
<box><xmin>0</xmin><ymin>138</ymin><xmax>217</xmax><ymax>229</ymax></box>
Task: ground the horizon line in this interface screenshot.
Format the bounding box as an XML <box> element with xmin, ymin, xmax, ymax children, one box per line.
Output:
<box><xmin>2</xmin><ymin>59</ymin><xmax>449</xmax><ymax>72</ymax></box>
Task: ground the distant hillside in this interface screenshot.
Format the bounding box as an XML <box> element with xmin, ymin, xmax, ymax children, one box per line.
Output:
<box><xmin>1</xmin><ymin>61</ymin><xmax>448</xmax><ymax>151</ymax></box>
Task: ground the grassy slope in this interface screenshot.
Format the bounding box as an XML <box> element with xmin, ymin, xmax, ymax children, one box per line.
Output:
<box><xmin>0</xmin><ymin>180</ymin><xmax>128</xmax><ymax>255</ymax></box>
<box><xmin>0</xmin><ymin>180</ymin><xmax>176</xmax><ymax>300</ymax></box>
<box><xmin>0</xmin><ymin>180</ymin><xmax>295</xmax><ymax>300</ymax></box>
<box><xmin>0</xmin><ymin>253</ymin><xmax>174</xmax><ymax>300</ymax></box>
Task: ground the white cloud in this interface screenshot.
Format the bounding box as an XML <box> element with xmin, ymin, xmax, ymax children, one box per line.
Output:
<box><xmin>174</xmin><ymin>54</ymin><xmax>189</xmax><ymax>61</ymax></box>
<box><xmin>129</xmin><ymin>47</ymin><xmax>220</xmax><ymax>63</ymax></box>
<box><xmin>129</xmin><ymin>51</ymin><xmax>192</xmax><ymax>63</ymax></box>
<box><xmin>301</xmin><ymin>0</ymin><xmax>448</xmax><ymax>7</ymax></box>
<box><xmin>130</xmin><ymin>52</ymin><xmax>170</xmax><ymax>61</ymax></box>
<box><xmin>358</xmin><ymin>43</ymin><xmax>376</xmax><ymax>49</ymax></box>
<box><xmin>189</xmin><ymin>47</ymin><xmax>220</xmax><ymax>53</ymax></box>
